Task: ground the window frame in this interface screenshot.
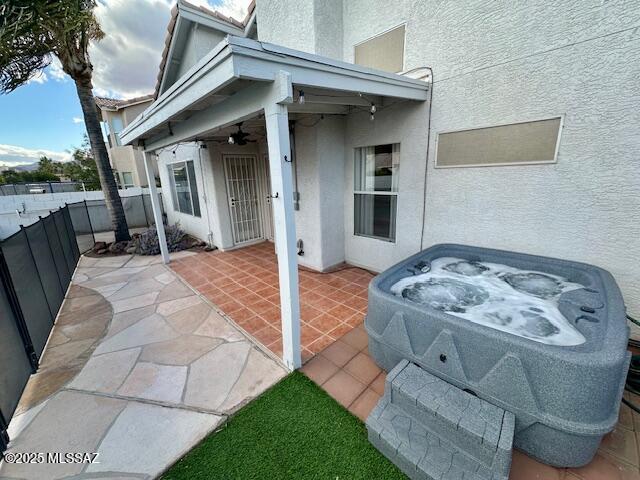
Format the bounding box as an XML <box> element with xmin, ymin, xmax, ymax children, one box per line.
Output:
<box><xmin>353</xmin><ymin>143</ymin><xmax>400</xmax><ymax>243</ymax></box>
<box><xmin>353</xmin><ymin>22</ymin><xmax>407</xmax><ymax>73</ymax></box>
<box><xmin>166</xmin><ymin>159</ymin><xmax>201</xmax><ymax>218</ymax></box>
<box><xmin>121</xmin><ymin>172</ymin><xmax>135</xmax><ymax>189</ymax></box>
<box><xmin>434</xmin><ymin>115</ymin><xmax>565</xmax><ymax>169</ymax></box>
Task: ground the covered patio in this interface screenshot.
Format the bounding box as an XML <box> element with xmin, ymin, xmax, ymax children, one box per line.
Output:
<box><xmin>171</xmin><ymin>241</ymin><xmax>372</xmax><ymax>362</ymax></box>
<box><xmin>120</xmin><ymin>35</ymin><xmax>429</xmax><ymax>369</ymax></box>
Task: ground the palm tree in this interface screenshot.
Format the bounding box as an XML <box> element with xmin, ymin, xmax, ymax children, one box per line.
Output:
<box><xmin>0</xmin><ymin>0</ymin><xmax>130</xmax><ymax>241</ymax></box>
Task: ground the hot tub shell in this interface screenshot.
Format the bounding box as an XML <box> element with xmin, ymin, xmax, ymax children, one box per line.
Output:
<box><xmin>365</xmin><ymin>244</ymin><xmax>630</xmax><ymax>467</ymax></box>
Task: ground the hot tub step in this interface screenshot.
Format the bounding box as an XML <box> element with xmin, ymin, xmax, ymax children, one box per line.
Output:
<box><xmin>366</xmin><ymin>360</ymin><xmax>514</xmax><ymax>480</ymax></box>
<box><xmin>389</xmin><ymin>360</ymin><xmax>514</xmax><ymax>466</ymax></box>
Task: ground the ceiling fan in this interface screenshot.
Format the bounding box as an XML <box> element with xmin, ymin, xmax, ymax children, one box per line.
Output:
<box><xmin>227</xmin><ymin>123</ymin><xmax>256</xmax><ymax>145</ymax></box>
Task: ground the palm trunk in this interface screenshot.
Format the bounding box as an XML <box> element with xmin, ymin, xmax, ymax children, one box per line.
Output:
<box><xmin>74</xmin><ymin>78</ymin><xmax>130</xmax><ymax>242</ymax></box>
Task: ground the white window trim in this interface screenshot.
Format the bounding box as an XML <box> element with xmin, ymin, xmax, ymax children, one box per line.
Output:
<box><xmin>434</xmin><ymin>115</ymin><xmax>565</xmax><ymax>169</ymax></box>
<box><xmin>167</xmin><ymin>159</ymin><xmax>201</xmax><ymax>217</ymax></box>
<box><xmin>353</xmin><ymin>143</ymin><xmax>400</xmax><ymax>244</ymax></box>
<box><xmin>353</xmin><ymin>22</ymin><xmax>407</xmax><ymax>73</ymax></box>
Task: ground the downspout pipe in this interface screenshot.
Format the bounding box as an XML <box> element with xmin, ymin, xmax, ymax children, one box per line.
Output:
<box><xmin>418</xmin><ymin>67</ymin><xmax>434</xmax><ymax>252</ymax></box>
<box><xmin>289</xmin><ymin>121</ymin><xmax>300</xmax><ymax>210</ymax></box>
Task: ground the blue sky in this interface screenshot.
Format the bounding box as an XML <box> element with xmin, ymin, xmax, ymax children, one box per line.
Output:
<box><xmin>0</xmin><ymin>0</ymin><xmax>249</xmax><ymax>167</ymax></box>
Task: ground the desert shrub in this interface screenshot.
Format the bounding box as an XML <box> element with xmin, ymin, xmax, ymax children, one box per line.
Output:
<box><xmin>135</xmin><ymin>223</ymin><xmax>186</xmax><ymax>255</ymax></box>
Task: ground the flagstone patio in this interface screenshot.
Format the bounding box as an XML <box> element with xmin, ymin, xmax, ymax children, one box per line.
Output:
<box><xmin>1</xmin><ymin>252</ymin><xmax>287</xmax><ymax>480</ymax></box>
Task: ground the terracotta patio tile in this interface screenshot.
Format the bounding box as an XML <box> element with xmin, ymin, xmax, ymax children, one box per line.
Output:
<box><xmin>301</xmin><ymin>291</ymin><xmax>324</xmax><ymax>304</ymax></box>
<box><xmin>255</xmin><ymin>285</ymin><xmax>279</xmax><ymax>298</ymax></box>
<box><xmin>330</xmin><ymin>289</ymin><xmax>355</xmax><ymax>304</ymax></box>
<box><xmin>322</xmin><ymin>370</ymin><xmax>367</xmax><ymax>408</ymax></box>
<box><xmin>311</xmin><ymin>296</ymin><xmax>341</xmax><ymax>313</ymax></box>
<box><xmin>265</xmin><ymin>293</ymin><xmax>281</xmax><ymax>305</ymax></box>
<box><xmin>261</xmin><ymin>306</ymin><xmax>281</xmax><ymax>324</ymax></box>
<box><xmin>247</xmin><ymin>299</ymin><xmax>275</xmax><ymax>315</ymax></box>
<box><xmin>345</xmin><ymin>311</ymin><xmax>366</xmax><ymax>327</ymax></box>
<box><xmin>300</xmin><ymin>304</ymin><xmax>322</xmax><ymax>322</ymax></box>
<box><xmin>327</xmin><ymin>303</ymin><xmax>359</xmax><ymax>321</ymax></box>
<box><xmin>218</xmin><ymin>300</ymin><xmax>244</xmax><ymax>314</ymax></box>
<box><xmin>301</xmin><ymin>348</ymin><xmax>314</xmax><ymax>364</ymax></box>
<box><xmin>253</xmin><ymin>326</ymin><xmax>281</xmax><ymax>346</ymax></box>
<box><xmin>328</xmin><ymin>322</ymin><xmax>352</xmax><ymax>340</ymax></box>
<box><xmin>300</xmin><ymin>354</ymin><xmax>339</xmax><ymax>385</ymax></box>
<box><xmin>326</xmin><ymin>276</ymin><xmax>351</xmax><ymax>289</ymax></box>
<box><xmin>344</xmin><ymin>352</ymin><xmax>381</xmax><ymax>385</ymax></box>
<box><xmin>267</xmin><ymin>340</ymin><xmax>283</xmax><ymax>358</ymax></box>
<box><xmin>569</xmin><ymin>452</ymin><xmax>640</xmax><ymax>480</ymax></box>
<box><xmin>509</xmin><ymin>451</ymin><xmax>563</xmax><ymax>480</ymax></box>
<box><xmin>339</xmin><ymin>325</ymin><xmax>369</xmax><ymax>351</ymax></box>
<box><xmin>306</xmin><ymin>335</ymin><xmax>333</xmax><ymax>354</ymax></box>
<box><xmin>349</xmin><ymin>388</ymin><xmax>381</xmax><ymax>421</ymax></box>
<box><xmin>370</xmin><ymin>372</ymin><xmax>386</xmax><ymax>395</ymax></box>
<box><xmin>601</xmin><ymin>426</ymin><xmax>639</xmax><ymax>466</ymax></box>
<box><xmin>214</xmin><ymin>276</ymin><xmax>236</xmax><ymax>288</ymax></box>
<box><xmin>237</xmin><ymin>315</ymin><xmax>268</xmax><ymax>333</ymax></box>
<box><xmin>309</xmin><ymin>313</ymin><xmax>342</xmax><ymax>333</ymax></box>
<box><xmin>348</xmin><ymin>296</ymin><xmax>369</xmax><ymax>311</ymax></box>
<box><xmin>341</xmin><ymin>283</ymin><xmax>363</xmax><ymax>295</ymax></box>
<box><xmin>229</xmin><ymin>307</ymin><xmax>259</xmax><ymax>323</ymax></box>
<box><xmin>301</xmin><ymin>325</ymin><xmax>323</xmax><ymax>345</ymax></box>
<box><xmin>223</xmin><ymin>283</ymin><xmax>245</xmax><ymax>295</ymax></box>
<box><xmin>316</xmin><ymin>284</ymin><xmax>340</xmax><ymax>297</ymax></box>
<box><xmin>320</xmin><ymin>339</ymin><xmax>359</xmax><ymax>367</ymax></box>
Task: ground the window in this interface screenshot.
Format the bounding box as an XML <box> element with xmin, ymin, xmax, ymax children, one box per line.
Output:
<box><xmin>354</xmin><ymin>25</ymin><xmax>405</xmax><ymax>73</ymax></box>
<box><xmin>167</xmin><ymin>160</ymin><xmax>201</xmax><ymax>217</ymax></box>
<box><xmin>121</xmin><ymin>172</ymin><xmax>135</xmax><ymax>188</ymax></box>
<box><xmin>110</xmin><ymin>115</ymin><xmax>124</xmax><ymax>146</ymax></box>
<box><xmin>354</xmin><ymin>144</ymin><xmax>399</xmax><ymax>242</ymax></box>
<box><xmin>436</xmin><ymin>117</ymin><xmax>563</xmax><ymax>168</ymax></box>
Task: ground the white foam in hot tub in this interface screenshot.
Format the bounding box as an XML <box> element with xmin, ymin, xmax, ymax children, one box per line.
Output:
<box><xmin>390</xmin><ymin>257</ymin><xmax>586</xmax><ymax>346</ymax></box>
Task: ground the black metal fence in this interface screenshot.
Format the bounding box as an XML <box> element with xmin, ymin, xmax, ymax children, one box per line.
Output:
<box><xmin>0</xmin><ymin>202</ymin><xmax>93</xmax><ymax>452</ymax></box>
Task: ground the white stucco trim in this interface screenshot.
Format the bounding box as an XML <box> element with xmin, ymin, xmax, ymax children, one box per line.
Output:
<box><xmin>121</xmin><ymin>36</ymin><xmax>429</xmax><ymax>147</ymax></box>
<box><xmin>353</xmin><ymin>21</ymin><xmax>408</xmax><ymax>73</ymax></box>
<box><xmin>433</xmin><ymin>115</ymin><xmax>565</xmax><ymax>169</ymax></box>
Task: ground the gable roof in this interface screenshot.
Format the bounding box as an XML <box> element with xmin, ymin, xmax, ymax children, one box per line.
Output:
<box><xmin>95</xmin><ymin>94</ymin><xmax>154</xmax><ymax>111</ymax></box>
<box><xmin>154</xmin><ymin>0</ymin><xmax>256</xmax><ymax>99</ymax></box>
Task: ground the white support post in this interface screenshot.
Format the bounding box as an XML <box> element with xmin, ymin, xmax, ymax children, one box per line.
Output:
<box><xmin>264</xmin><ymin>75</ymin><xmax>301</xmax><ymax>370</ymax></box>
<box><xmin>144</xmin><ymin>151</ymin><xmax>170</xmax><ymax>264</ymax></box>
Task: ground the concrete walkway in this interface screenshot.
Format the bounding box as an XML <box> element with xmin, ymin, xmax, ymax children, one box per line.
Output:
<box><xmin>1</xmin><ymin>252</ymin><xmax>287</xmax><ymax>480</ymax></box>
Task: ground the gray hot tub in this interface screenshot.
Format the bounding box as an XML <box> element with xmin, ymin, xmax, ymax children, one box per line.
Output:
<box><xmin>365</xmin><ymin>244</ymin><xmax>630</xmax><ymax>467</ymax></box>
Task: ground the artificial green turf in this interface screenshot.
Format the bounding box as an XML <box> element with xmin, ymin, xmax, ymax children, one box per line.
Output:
<box><xmin>162</xmin><ymin>372</ymin><xmax>407</xmax><ymax>480</ymax></box>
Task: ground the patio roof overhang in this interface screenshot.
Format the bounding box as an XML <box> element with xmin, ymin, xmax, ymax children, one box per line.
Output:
<box><xmin>126</xmin><ymin>37</ymin><xmax>429</xmax><ymax>371</ymax></box>
<box><xmin>120</xmin><ymin>36</ymin><xmax>429</xmax><ymax>151</ymax></box>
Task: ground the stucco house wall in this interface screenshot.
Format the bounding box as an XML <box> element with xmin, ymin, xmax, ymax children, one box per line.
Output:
<box><xmin>339</xmin><ymin>0</ymin><xmax>640</xmax><ymax>315</ymax></box>
<box><xmin>155</xmin><ymin>0</ymin><xmax>640</xmax><ymax>315</ymax></box>
<box><xmin>157</xmin><ymin>143</ymin><xmax>215</xmax><ymax>243</ymax></box>
<box><xmin>175</xmin><ymin>26</ymin><xmax>226</xmax><ymax>80</ymax></box>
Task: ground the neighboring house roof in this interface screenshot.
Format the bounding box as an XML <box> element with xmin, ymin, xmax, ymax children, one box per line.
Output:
<box><xmin>154</xmin><ymin>0</ymin><xmax>256</xmax><ymax>99</ymax></box>
<box><xmin>95</xmin><ymin>94</ymin><xmax>154</xmax><ymax>112</ymax></box>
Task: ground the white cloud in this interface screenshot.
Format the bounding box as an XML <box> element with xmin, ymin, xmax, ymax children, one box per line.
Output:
<box><xmin>27</xmin><ymin>71</ymin><xmax>48</xmax><ymax>85</ymax></box>
<box><xmin>0</xmin><ymin>144</ymin><xmax>72</xmax><ymax>166</ymax></box>
<box><xmin>48</xmin><ymin>57</ymin><xmax>68</xmax><ymax>82</ymax></box>
<box><xmin>72</xmin><ymin>117</ymin><xmax>84</xmax><ymax>124</ymax></box>
<box><xmin>88</xmin><ymin>0</ymin><xmax>251</xmax><ymax>98</ymax></box>
<box><xmin>189</xmin><ymin>0</ymin><xmax>250</xmax><ymax>21</ymax></box>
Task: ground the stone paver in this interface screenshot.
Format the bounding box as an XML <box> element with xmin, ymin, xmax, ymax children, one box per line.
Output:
<box><xmin>117</xmin><ymin>362</ymin><xmax>188</xmax><ymax>404</ymax></box>
<box><xmin>2</xmin><ymin>391</ymin><xmax>126</xmax><ymax>480</ymax></box>
<box><xmin>68</xmin><ymin>348</ymin><xmax>141</xmax><ymax>394</ymax></box>
<box><xmin>85</xmin><ymin>402</ymin><xmax>221</xmax><ymax>477</ymax></box>
<box><xmin>2</xmin><ymin>252</ymin><xmax>287</xmax><ymax>480</ymax></box>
